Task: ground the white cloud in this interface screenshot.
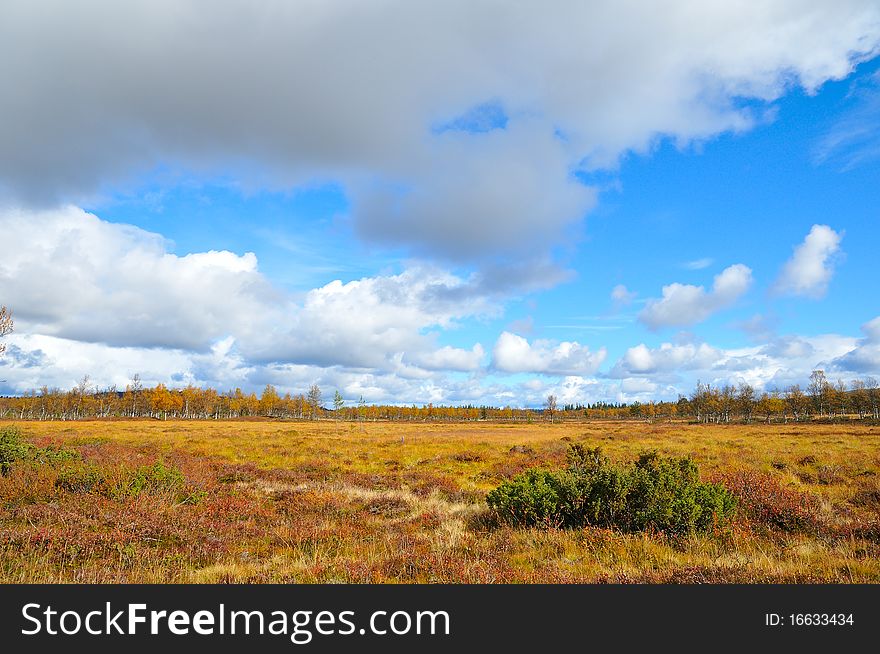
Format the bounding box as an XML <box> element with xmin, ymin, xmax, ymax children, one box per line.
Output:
<box><xmin>0</xmin><ymin>207</ymin><xmax>497</xmax><ymax>380</ymax></box>
<box><xmin>607</xmin><ymin>329</ymin><xmax>865</xmax><ymax>394</ymax></box>
<box><xmin>248</xmin><ymin>268</ymin><xmax>495</xmax><ymax>369</ymax></box>
<box><xmin>638</xmin><ymin>264</ymin><xmax>753</xmax><ymax>329</ymax></box>
<box><xmin>501</xmin><ymin>330</ymin><xmax>861</xmax><ymax>404</ymax></box>
<box><xmin>611</xmin><ymin>342</ymin><xmax>725</xmax><ymax>377</ymax></box>
<box><xmin>611</xmin><ymin>284</ymin><xmax>636</xmax><ymax>306</ymax></box>
<box><xmin>492</xmin><ymin>331</ymin><xmax>606</xmax><ymax>376</ymax></box>
<box><xmin>830</xmin><ymin>316</ymin><xmax>880</xmax><ymax>373</ymax></box>
<box><xmin>813</xmin><ymin>70</ymin><xmax>880</xmax><ymax>170</ymax></box>
<box><xmin>406</xmin><ymin>344</ymin><xmax>485</xmax><ymax>372</ymax></box>
<box><xmin>620</xmin><ymin>378</ymin><xmax>659</xmax><ymax>394</ymax></box>
<box><xmin>759</xmin><ymin>336</ymin><xmax>815</xmax><ymax>359</ymax></box>
<box><xmin>0</xmin><ymin>333</ymin><xmax>196</xmax><ymax>392</ymax></box>
<box><xmin>0</xmin><ymin>205</ymin><xmax>276</xmax><ymax>351</ymax></box>
<box><xmin>0</xmin><ymin>1</ymin><xmax>877</xmax><ymax>262</ymax></box>
<box><xmin>773</xmin><ymin>224</ymin><xmax>844</xmax><ymax>298</ymax></box>
<box><xmin>682</xmin><ymin>257</ymin><xmax>714</xmax><ymax>270</ymax></box>
<box><xmin>864</xmin><ymin>317</ymin><xmax>880</xmax><ymax>341</ymax></box>
<box><xmin>0</xmin><ymin>332</ymin><xmax>491</xmax><ymax>404</ymax></box>
<box><xmin>497</xmin><ymin>375</ymin><xmax>604</xmax><ymax>408</ymax></box>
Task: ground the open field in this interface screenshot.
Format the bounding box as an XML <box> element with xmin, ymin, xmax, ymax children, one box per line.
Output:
<box><xmin>1</xmin><ymin>419</ymin><xmax>879</xmax><ymax>583</ymax></box>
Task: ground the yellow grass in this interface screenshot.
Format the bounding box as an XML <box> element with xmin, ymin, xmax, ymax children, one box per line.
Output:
<box><xmin>1</xmin><ymin>419</ymin><xmax>879</xmax><ymax>583</ymax></box>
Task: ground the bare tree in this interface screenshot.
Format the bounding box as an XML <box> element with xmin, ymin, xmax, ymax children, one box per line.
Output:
<box><xmin>129</xmin><ymin>373</ymin><xmax>143</xmax><ymax>417</ymax></box>
<box><xmin>0</xmin><ymin>306</ymin><xmax>12</xmax><ymax>383</ymax></box>
<box><xmin>0</xmin><ymin>305</ymin><xmax>12</xmax><ymax>356</ymax></box>
<box><xmin>307</xmin><ymin>383</ymin><xmax>322</xmax><ymax>420</ymax></box>
<box><xmin>808</xmin><ymin>370</ymin><xmax>829</xmax><ymax>416</ymax></box>
<box><xmin>544</xmin><ymin>394</ymin><xmax>558</xmax><ymax>423</ymax></box>
<box><xmin>866</xmin><ymin>377</ymin><xmax>880</xmax><ymax>420</ymax></box>
<box><xmin>75</xmin><ymin>375</ymin><xmax>91</xmax><ymax>418</ymax></box>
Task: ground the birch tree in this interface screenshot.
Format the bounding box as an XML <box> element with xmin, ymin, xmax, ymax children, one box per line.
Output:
<box><xmin>0</xmin><ymin>306</ymin><xmax>12</xmax><ymax>355</ymax></box>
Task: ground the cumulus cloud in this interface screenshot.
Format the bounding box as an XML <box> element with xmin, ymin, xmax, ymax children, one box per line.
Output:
<box><xmin>0</xmin><ymin>1</ymin><xmax>878</xmax><ymax>262</ymax></box>
<box><xmin>773</xmin><ymin>224</ymin><xmax>844</xmax><ymax>298</ymax></box>
<box><xmin>407</xmin><ymin>344</ymin><xmax>485</xmax><ymax>372</ymax></box>
<box><xmin>608</xmin><ymin>331</ymin><xmax>860</xmax><ymax>393</ymax></box>
<box><xmin>352</xmin><ymin>121</ymin><xmax>597</xmax><ymax>261</ymax></box>
<box><xmin>246</xmin><ymin>265</ymin><xmax>507</xmax><ymax>372</ymax></box>
<box><xmin>759</xmin><ymin>336</ymin><xmax>815</xmax><ymax>359</ymax></box>
<box><xmin>611</xmin><ymin>284</ymin><xmax>637</xmax><ymax>307</ymax></box>
<box><xmin>0</xmin><ymin>333</ymin><xmax>196</xmax><ymax>393</ymax></box>
<box><xmin>0</xmin><ymin>332</ymin><xmax>488</xmax><ymax>405</ymax></box>
<box><xmin>610</xmin><ymin>342</ymin><xmax>725</xmax><ymax>377</ymax></box>
<box><xmin>2</xmin><ymin>3</ymin><xmax>879</xmax><ymax>403</ymax></box>
<box><xmin>638</xmin><ymin>264</ymin><xmax>753</xmax><ymax>329</ymax></box>
<box><xmin>830</xmin><ymin>316</ymin><xmax>880</xmax><ymax>373</ymax></box>
<box><xmin>0</xmin><ymin>205</ymin><xmax>277</xmax><ymax>351</ymax></box>
<box><xmin>0</xmin><ymin>207</ymin><xmax>495</xmax><ymax>378</ymax></box>
<box><xmin>492</xmin><ymin>332</ymin><xmax>607</xmax><ymax>376</ymax></box>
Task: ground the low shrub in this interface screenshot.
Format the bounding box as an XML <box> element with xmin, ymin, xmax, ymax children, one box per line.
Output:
<box><xmin>710</xmin><ymin>469</ymin><xmax>822</xmax><ymax>532</ymax></box>
<box><xmin>53</xmin><ymin>460</ymin><xmax>202</xmax><ymax>504</ymax></box>
<box><xmin>32</xmin><ymin>446</ymin><xmax>80</xmax><ymax>465</ymax></box>
<box><xmin>450</xmin><ymin>451</ymin><xmax>483</xmax><ymax>462</ymax></box>
<box><xmin>849</xmin><ymin>486</ymin><xmax>880</xmax><ymax>510</ymax></box>
<box><xmin>55</xmin><ymin>464</ymin><xmax>105</xmax><ymax>493</ymax></box>
<box><xmin>0</xmin><ymin>427</ymin><xmax>79</xmax><ymax>475</ymax></box>
<box><xmin>485</xmin><ymin>468</ymin><xmax>568</xmax><ymax>528</ymax></box>
<box><xmin>486</xmin><ymin>445</ymin><xmax>736</xmax><ymax>535</ymax></box>
<box><xmin>0</xmin><ymin>427</ymin><xmax>29</xmax><ymax>475</ymax></box>
<box><xmin>117</xmin><ymin>461</ymin><xmax>186</xmax><ymax>498</ymax></box>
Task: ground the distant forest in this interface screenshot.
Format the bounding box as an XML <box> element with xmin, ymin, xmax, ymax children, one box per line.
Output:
<box><xmin>1</xmin><ymin>370</ymin><xmax>878</xmax><ymax>423</ymax></box>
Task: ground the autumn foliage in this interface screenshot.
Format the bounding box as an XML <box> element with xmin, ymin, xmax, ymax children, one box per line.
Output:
<box><xmin>0</xmin><ymin>419</ymin><xmax>878</xmax><ymax>583</ymax></box>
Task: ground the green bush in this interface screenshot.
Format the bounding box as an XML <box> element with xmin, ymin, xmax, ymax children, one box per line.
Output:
<box><xmin>0</xmin><ymin>427</ymin><xmax>30</xmax><ymax>475</ymax></box>
<box><xmin>55</xmin><ymin>464</ymin><xmax>106</xmax><ymax>493</ymax></box>
<box><xmin>483</xmin><ymin>469</ymin><xmax>570</xmax><ymax>527</ymax></box>
<box><xmin>117</xmin><ymin>461</ymin><xmax>186</xmax><ymax>498</ymax></box>
<box><xmin>486</xmin><ymin>446</ymin><xmax>736</xmax><ymax>535</ymax></box>
<box><xmin>54</xmin><ymin>460</ymin><xmax>202</xmax><ymax>504</ymax></box>
<box><xmin>1</xmin><ymin>426</ymin><xmax>80</xmax><ymax>475</ymax></box>
<box><xmin>32</xmin><ymin>446</ymin><xmax>80</xmax><ymax>465</ymax></box>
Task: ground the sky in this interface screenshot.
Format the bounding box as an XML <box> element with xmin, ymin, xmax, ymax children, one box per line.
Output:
<box><xmin>1</xmin><ymin>0</ymin><xmax>879</xmax><ymax>407</ymax></box>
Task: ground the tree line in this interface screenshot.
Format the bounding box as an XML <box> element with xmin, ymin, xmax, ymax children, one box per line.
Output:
<box><xmin>0</xmin><ymin>375</ymin><xmax>540</xmax><ymax>422</ymax></box>
<box><xmin>2</xmin><ymin>305</ymin><xmax>877</xmax><ymax>423</ymax></box>
<box><xmin>0</xmin><ymin>370</ymin><xmax>878</xmax><ymax>423</ymax></box>
<box><xmin>683</xmin><ymin>370</ymin><xmax>880</xmax><ymax>423</ymax></box>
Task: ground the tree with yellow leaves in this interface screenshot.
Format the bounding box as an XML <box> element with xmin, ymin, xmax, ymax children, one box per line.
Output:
<box><xmin>259</xmin><ymin>384</ymin><xmax>281</xmax><ymax>417</ymax></box>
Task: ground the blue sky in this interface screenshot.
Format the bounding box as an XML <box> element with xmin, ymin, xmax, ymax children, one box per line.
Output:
<box><xmin>1</xmin><ymin>2</ymin><xmax>879</xmax><ymax>406</ymax></box>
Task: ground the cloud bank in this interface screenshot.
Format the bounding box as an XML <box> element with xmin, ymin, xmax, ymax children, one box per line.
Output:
<box><xmin>1</xmin><ymin>3</ymin><xmax>878</xmax><ymax>405</ymax></box>
<box><xmin>0</xmin><ymin>206</ymin><xmax>493</xmax><ymax>379</ymax></box>
<box><xmin>1</xmin><ymin>0</ymin><xmax>878</xmax><ymax>263</ymax></box>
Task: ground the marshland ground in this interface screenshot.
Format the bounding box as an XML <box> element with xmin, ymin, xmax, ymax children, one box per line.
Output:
<box><xmin>1</xmin><ymin>418</ymin><xmax>879</xmax><ymax>583</ymax></box>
